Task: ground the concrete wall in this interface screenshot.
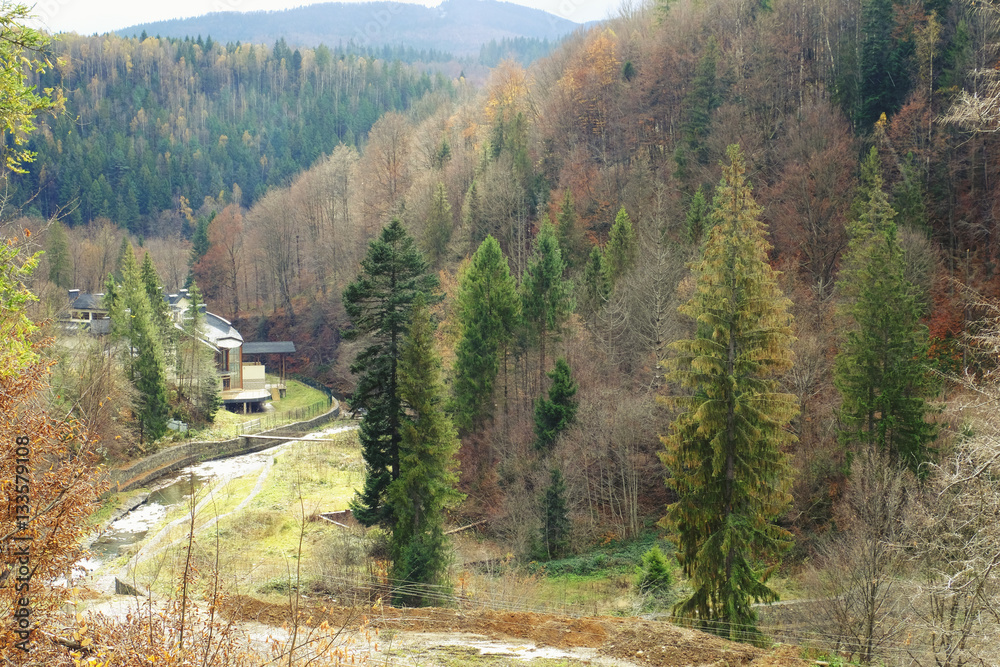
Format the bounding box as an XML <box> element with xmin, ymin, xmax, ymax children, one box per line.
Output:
<box><xmin>107</xmin><ymin>398</ymin><xmax>340</xmax><ymax>493</ymax></box>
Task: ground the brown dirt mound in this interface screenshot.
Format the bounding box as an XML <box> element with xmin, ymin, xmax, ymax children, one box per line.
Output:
<box><xmin>221</xmin><ymin>596</ymin><xmax>811</xmax><ymax>667</ymax></box>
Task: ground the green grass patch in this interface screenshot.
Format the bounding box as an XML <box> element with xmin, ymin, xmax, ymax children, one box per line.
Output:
<box><xmin>128</xmin><ymin>429</ymin><xmax>365</xmax><ymax>597</ymax></box>
<box><xmin>527</xmin><ymin>531</ymin><xmax>674</xmax><ymax>577</ymax></box>
<box><xmin>269</xmin><ymin>376</ymin><xmax>328</xmax><ymax>415</ymax></box>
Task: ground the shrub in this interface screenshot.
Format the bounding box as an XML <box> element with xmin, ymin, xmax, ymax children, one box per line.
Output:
<box><xmin>635</xmin><ymin>546</ymin><xmax>673</xmax><ymax>598</ymax></box>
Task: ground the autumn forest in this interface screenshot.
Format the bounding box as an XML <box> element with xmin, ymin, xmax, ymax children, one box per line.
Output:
<box><xmin>5</xmin><ymin>0</ymin><xmax>1000</xmax><ymax>662</ymax></box>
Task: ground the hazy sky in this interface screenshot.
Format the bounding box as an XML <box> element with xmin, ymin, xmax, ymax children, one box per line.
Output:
<box><xmin>29</xmin><ymin>0</ymin><xmax>623</xmax><ymax>35</ymax></box>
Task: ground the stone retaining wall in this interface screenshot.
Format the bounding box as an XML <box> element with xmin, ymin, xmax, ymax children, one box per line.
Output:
<box><xmin>107</xmin><ymin>399</ymin><xmax>340</xmax><ymax>493</ymax></box>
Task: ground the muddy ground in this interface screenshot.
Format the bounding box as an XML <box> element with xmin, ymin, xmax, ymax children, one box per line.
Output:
<box><xmin>222</xmin><ymin>595</ymin><xmax>812</xmax><ymax>667</ymax></box>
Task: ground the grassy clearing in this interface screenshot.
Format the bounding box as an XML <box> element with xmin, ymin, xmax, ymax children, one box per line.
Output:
<box><xmin>267</xmin><ymin>374</ymin><xmax>328</xmax><ymax>414</ymax></box>
<box><xmin>128</xmin><ymin>428</ymin><xmax>366</xmax><ymax>600</ymax></box>
<box><xmin>116</xmin><ymin>432</ymin><xmax>679</xmax><ymax>619</ymax></box>
<box><xmin>516</xmin><ymin>534</ymin><xmax>677</xmax><ymax>615</ymax></box>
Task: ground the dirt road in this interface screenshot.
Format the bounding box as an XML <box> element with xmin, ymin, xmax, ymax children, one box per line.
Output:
<box><xmin>222</xmin><ymin>596</ymin><xmax>811</xmax><ymax>667</ymax></box>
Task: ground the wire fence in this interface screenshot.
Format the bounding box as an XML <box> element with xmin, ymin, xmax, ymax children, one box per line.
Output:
<box><xmin>233</xmin><ymin>398</ymin><xmax>332</xmax><ymax>437</ymax></box>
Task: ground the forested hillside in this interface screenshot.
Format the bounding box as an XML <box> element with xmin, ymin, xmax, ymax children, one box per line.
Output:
<box><xmin>10</xmin><ymin>33</ymin><xmax>455</xmax><ymax>230</ymax></box>
<box><xmin>13</xmin><ymin>0</ymin><xmax>1000</xmax><ymax>660</ymax></box>
<box><xmin>117</xmin><ymin>0</ymin><xmax>580</xmax><ymax>57</ymax></box>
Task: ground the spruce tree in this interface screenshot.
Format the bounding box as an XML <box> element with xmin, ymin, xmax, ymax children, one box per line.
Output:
<box><xmin>423</xmin><ymin>182</ymin><xmax>452</xmax><ymax>268</ymax></box>
<box><xmin>581</xmin><ymin>245</ymin><xmax>609</xmax><ymax>323</ymax></box>
<box><xmin>834</xmin><ymin>148</ymin><xmax>938</xmax><ymax>475</ymax></box>
<box><xmin>686</xmin><ymin>187</ymin><xmax>710</xmax><ymax>245</ymax></box>
<box><xmin>464</xmin><ymin>180</ymin><xmax>486</xmax><ymax>253</ymax></box>
<box><xmin>521</xmin><ymin>220</ymin><xmax>573</xmax><ymax>386</ymax></box>
<box><xmin>534</xmin><ymin>357</ymin><xmax>578</xmax><ymax>452</ymax></box>
<box><xmin>344</xmin><ymin>219</ymin><xmax>439</xmax><ymax>528</ymax></box>
<box><xmin>681</xmin><ymin>37</ymin><xmax>720</xmax><ymax>164</ymax></box>
<box><xmin>538</xmin><ymin>467</ymin><xmax>570</xmax><ymax>560</ymax></box>
<box><xmin>189</xmin><ymin>213</ymin><xmax>211</xmax><ymax>280</ymax></box>
<box><xmin>389</xmin><ymin>295</ymin><xmax>463</xmax><ymax>606</ymax></box>
<box><xmin>556</xmin><ymin>190</ymin><xmax>586</xmax><ymax>272</ymax></box>
<box><xmin>112</xmin><ymin>242</ymin><xmax>170</xmax><ymax>444</ymax></box>
<box><xmin>604</xmin><ymin>206</ymin><xmax>637</xmax><ymax>288</ymax></box>
<box><xmin>178</xmin><ymin>281</ymin><xmax>220</xmax><ymax>422</ymax></box>
<box><xmin>46</xmin><ymin>220</ymin><xmax>70</xmax><ymax>288</ymax></box>
<box><xmin>452</xmin><ymin>235</ymin><xmax>521</xmax><ymax>433</ymax></box>
<box><xmin>115</xmin><ymin>235</ymin><xmax>136</xmax><ymax>282</ymax></box>
<box><xmin>661</xmin><ymin>145</ymin><xmax>797</xmax><ymax>642</ymax></box>
<box><xmin>140</xmin><ymin>251</ymin><xmax>173</xmax><ymax>343</ymax></box>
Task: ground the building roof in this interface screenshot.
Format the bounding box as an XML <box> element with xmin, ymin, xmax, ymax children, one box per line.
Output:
<box><xmin>70</xmin><ymin>291</ymin><xmax>106</xmax><ymax>310</ymax></box>
<box><xmin>69</xmin><ymin>288</ymin><xmax>246</xmax><ymax>350</ymax></box>
<box><xmin>200</xmin><ymin>311</ymin><xmax>244</xmax><ymax>350</ymax></box>
<box><xmin>242</xmin><ymin>342</ymin><xmax>296</xmax><ymax>354</ymax></box>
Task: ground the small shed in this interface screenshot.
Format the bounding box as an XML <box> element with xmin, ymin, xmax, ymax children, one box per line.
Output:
<box><xmin>241</xmin><ymin>341</ymin><xmax>296</xmax><ymax>389</ymax></box>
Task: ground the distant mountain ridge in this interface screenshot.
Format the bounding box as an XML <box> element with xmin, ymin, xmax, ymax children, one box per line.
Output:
<box><xmin>116</xmin><ymin>0</ymin><xmax>582</xmax><ymax>56</ymax></box>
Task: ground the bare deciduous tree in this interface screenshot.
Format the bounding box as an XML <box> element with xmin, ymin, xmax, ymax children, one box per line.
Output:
<box><xmin>805</xmin><ymin>447</ymin><xmax>913</xmax><ymax>665</ymax></box>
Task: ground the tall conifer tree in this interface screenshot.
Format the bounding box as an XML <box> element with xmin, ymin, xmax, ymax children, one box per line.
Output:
<box><xmin>834</xmin><ymin>148</ymin><xmax>938</xmax><ymax>474</ymax></box>
<box><xmin>389</xmin><ymin>295</ymin><xmax>463</xmax><ymax>606</ymax></box>
<box><xmin>538</xmin><ymin>467</ymin><xmax>570</xmax><ymax>560</ymax></box>
<box><xmin>534</xmin><ymin>357</ymin><xmax>578</xmax><ymax>452</ymax></box>
<box><xmin>521</xmin><ymin>220</ymin><xmax>573</xmax><ymax>386</ymax></box>
<box><xmin>423</xmin><ymin>182</ymin><xmax>452</xmax><ymax>268</ymax></box>
<box><xmin>112</xmin><ymin>243</ymin><xmax>170</xmax><ymax>444</ymax></box>
<box><xmin>581</xmin><ymin>245</ymin><xmax>609</xmax><ymax>324</ymax></box>
<box><xmin>452</xmin><ymin>235</ymin><xmax>520</xmax><ymax>433</ymax></box>
<box><xmin>344</xmin><ymin>219</ymin><xmax>438</xmax><ymax>528</ymax></box>
<box><xmin>604</xmin><ymin>206</ymin><xmax>637</xmax><ymax>288</ymax></box>
<box><xmin>46</xmin><ymin>220</ymin><xmax>70</xmax><ymax>288</ymax></box>
<box><xmin>178</xmin><ymin>281</ymin><xmax>220</xmax><ymax>422</ymax></box>
<box><xmin>661</xmin><ymin>145</ymin><xmax>797</xmax><ymax>641</ymax></box>
<box><xmin>556</xmin><ymin>190</ymin><xmax>586</xmax><ymax>272</ymax></box>
<box><xmin>140</xmin><ymin>251</ymin><xmax>173</xmax><ymax>343</ymax></box>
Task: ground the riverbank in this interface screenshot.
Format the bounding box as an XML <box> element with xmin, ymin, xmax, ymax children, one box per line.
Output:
<box><xmin>105</xmin><ymin>396</ymin><xmax>340</xmax><ymax>493</ymax></box>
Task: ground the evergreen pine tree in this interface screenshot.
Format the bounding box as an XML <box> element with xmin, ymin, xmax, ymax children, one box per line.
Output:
<box><xmin>140</xmin><ymin>251</ymin><xmax>173</xmax><ymax>344</ymax></box>
<box><xmin>681</xmin><ymin>38</ymin><xmax>720</xmax><ymax>164</ymax></box>
<box><xmin>178</xmin><ymin>281</ymin><xmax>220</xmax><ymax>422</ymax></box>
<box><xmin>604</xmin><ymin>206</ymin><xmax>637</xmax><ymax>288</ymax></box>
<box><xmin>661</xmin><ymin>145</ymin><xmax>797</xmax><ymax>642</ymax></box>
<box><xmin>556</xmin><ymin>190</ymin><xmax>586</xmax><ymax>272</ymax></box>
<box><xmin>521</xmin><ymin>220</ymin><xmax>573</xmax><ymax>386</ymax></box>
<box><xmin>112</xmin><ymin>242</ymin><xmax>170</xmax><ymax>444</ymax></box>
<box><xmin>538</xmin><ymin>467</ymin><xmax>570</xmax><ymax>560</ymax></box>
<box><xmin>686</xmin><ymin>187</ymin><xmax>710</xmax><ymax>245</ymax></box>
<box><xmin>344</xmin><ymin>218</ymin><xmax>439</xmax><ymax>528</ymax></box>
<box><xmin>452</xmin><ymin>235</ymin><xmax>521</xmax><ymax>433</ymax></box>
<box><xmin>464</xmin><ymin>180</ymin><xmax>486</xmax><ymax>253</ymax></box>
<box><xmin>190</xmin><ymin>214</ymin><xmax>211</xmax><ymax>274</ymax></box>
<box><xmin>423</xmin><ymin>182</ymin><xmax>452</xmax><ymax>268</ymax></box>
<box><xmin>857</xmin><ymin>0</ymin><xmax>911</xmax><ymax>129</ymax></box>
<box><xmin>46</xmin><ymin>220</ymin><xmax>71</xmax><ymax>288</ymax></box>
<box><xmin>534</xmin><ymin>357</ymin><xmax>578</xmax><ymax>452</ymax></box>
<box><xmin>636</xmin><ymin>546</ymin><xmax>673</xmax><ymax>599</ymax></box>
<box><xmin>581</xmin><ymin>245</ymin><xmax>609</xmax><ymax>324</ymax></box>
<box><xmin>389</xmin><ymin>295</ymin><xmax>463</xmax><ymax>606</ymax></box>
<box><xmin>115</xmin><ymin>235</ymin><xmax>132</xmax><ymax>281</ymax></box>
<box><xmin>834</xmin><ymin>148</ymin><xmax>938</xmax><ymax>475</ymax></box>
